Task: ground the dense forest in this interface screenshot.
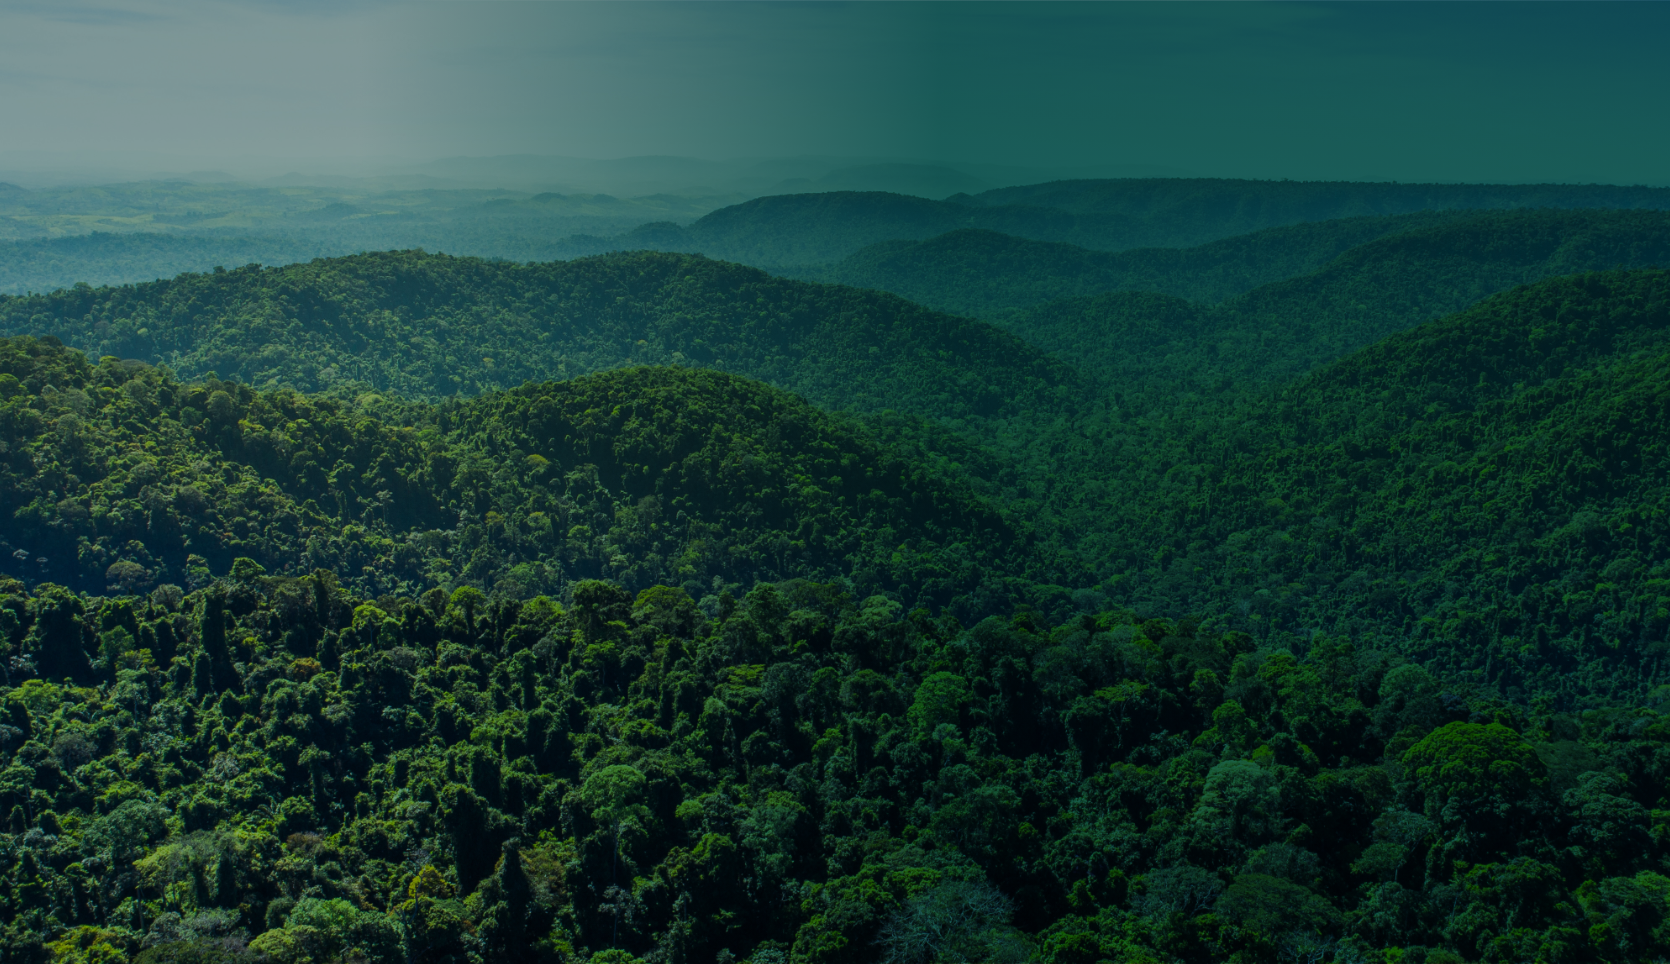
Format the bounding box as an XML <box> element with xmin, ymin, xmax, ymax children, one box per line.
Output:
<box><xmin>0</xmin><ymin>337</ymin><xmax>1070</xmax><ymax>616</ymax></box>
<box><xmin>1045</xmin><ymin>269</ymin><xmax>1670</xmax><ymax>704</ymax></box>
<box><xmin>794</xmin><ymin>209</ymin><xmax>1670</xmax><ymax>321</ymax></box>
<box><xmin>0</xmin><ymin>250</ymin><xmax>1083</xmax><ymax>420</ymax></box>
<box><xmin>1004</xmin><ymin>208</ymin><xmax>1670</xmax><ymax>394</ymax></box>
<box><xmin>8</xmin><ymin>563</ymin><xmax>1670</xmax><ymax>964</ymax></box>
<box><xmin>783</xmin><ymin>212</ymin><xmax>1480</xmax><ymax>316</ymax></box>
<box><xmin>3</xmin><ymin>178</ymin><xmax>1670</xmax><ymax>964</ymax></box>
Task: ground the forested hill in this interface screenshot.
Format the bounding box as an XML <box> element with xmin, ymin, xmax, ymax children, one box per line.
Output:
<box><xmin>0</xmin><ymin>250</ymin><xmax>1083</xmax><ymax>427</ymax></box>
<box><xmin>960</xmin><ymin>177</ymin><xmax>1670</xmax><ymax>223</ymax></box>
<box><xmin>790</xmin><ymin>211</ymin><xmax>1485</xmax><ymax>317</ymax></box>
<box><xmin>8</xmin><ymin>177</ymin><xmax>1670</xmax><ymax>298</ymax></box>
<box><xmin>604</xmin><ymin>192</ymin><xmax>1130</xmax><ymax>267</ymax></box>
<box><xmin>0</xmin><ymin>337</ymin><xmax>1073</xmax><ymax>613</ymax></box>
<box><xmin>1067</xmin><ymin>268</ymin><xmax>1670</xmax><ymax>702</ymax></box>
<box><xmin>4</xmin><ymin>244</ymin><xmax>1670</xmax><ymax>964</ymax></box>
<box><xmin>1002</xmin><ymin>208</ymin><xmax>1670</xmax><ymax>397</ymax></box>
<box><xmin>586</xmin><ymin>179</ymin><xmax>1670</xmax><ymax>269</ymax></box>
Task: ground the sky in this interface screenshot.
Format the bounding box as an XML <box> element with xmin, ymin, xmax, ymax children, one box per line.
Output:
<box><xmin>0</xmin><ymin>1</ymin><xmax>1666</xmax><ymax>186</ymax></box>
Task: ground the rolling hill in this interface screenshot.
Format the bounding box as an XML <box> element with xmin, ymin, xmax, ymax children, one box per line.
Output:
<box><xmin>0</xmin><ymin>250</ymin><xmax>1084</xmax><ymax>429</ymax></box>
<box><xmin>0</xmin><ymin>337</ymin><xmax>1070</xmax><ymax>613</ymax></box>
<box><xmin>10</xmin><ymin>175</ymin><xmax>1670</xmax><ymax>300</ymax></box>
<box><xmin>960</xmin><ymin>176</ymin><xmax>1670</xmax><ymax>224</ymax></box>
<box><xmin>1002</xmin><ymin>208</ymin><xmax>1670</xmax><ymax>399</ymax></box>
<box><xmin>3</xmin><ymin>231</ymin><xmax>1670</xmax><ymax>964</ymax></box>
<box><xmin>613</xmin><ymin>178</ymin><xmax>1670</xmax><ymax>269</ymax></box>
<box><xmin>789</xmin><ymin>211</ymin><xmax>1483</xmax><ymax>317</ymax></box>
<box><xmin>1066</xmin><ymin>268</ymin><xmax>1670</xmax><ymax>701</ymax></box>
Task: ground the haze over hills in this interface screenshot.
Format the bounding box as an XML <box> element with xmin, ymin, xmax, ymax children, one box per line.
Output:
<box><xmin>0</xmin><ymin>179</ymin><xmax>728</xmax><ymax>241</ymax></box>
<box><xmin>0</xmin><ymin>152</ymin><xmax>1064</xmax><ymax>197</ymax></box>
<box><xmin>586</xmin><ymin>180</ymin><xmax>1670</xmax><ymax>271</ymax></box>
<box><xmin>10</xmin><ymin>174</ymin><xmax>1670</xmax><ymax>295</ymax></box>
<box><xmin>0</xmin><ymin>179</ymin><xmax>739</xmax><ymax>294</ymax></box>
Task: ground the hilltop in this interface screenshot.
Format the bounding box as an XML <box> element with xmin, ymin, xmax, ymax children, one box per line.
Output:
<box><xmin>791</xmin><ymin>211</ymin><xmax>1481</xmax><ymax>317</ymax></box>
<box><xmin>0</xmin><ymin>338</ymin><xmax>1068</xmax><ymax>613</ymax></box>
<box><xmin>10</xmin><ymin>175</ymin><xmax>1670</xmax><ymax>298</ymax></box>
<box><xmin>622</xmin><ymin>178</ymin><xmax>1670</xmax><ymax>269</ymax></box>
<box><xmin>1002</xmin><ymin>208</ymin><xmax>1670</xmax><ymax>397</ymax></box>
<box><xmin>0</xmin><ymin>250</ymin><xmax>1083</xmax><ymax>427</ymax></box>
<box><xmin>961</xmin><ymin>176</ymin><xmax>1670</xmax><ymax>222</ymax></box>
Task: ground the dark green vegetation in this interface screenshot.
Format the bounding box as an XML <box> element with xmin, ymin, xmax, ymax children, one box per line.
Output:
<box><xmin>1004</xmin><ymin>208</ymin><xmax>1670</xmax><ymax>393</ymax></box>
<box><xmin>789</xmin><ymin>212</ymin><xmax>1481</xmax><ymax>318</ymax></box>
<box><xmin>591</xmin><ymin>180</ymin><xmax>1670</xmax><ymax>269</ymax></box>
<box><xmin>5</xmin><ymin>242</ymin><xmax>1670</xmax><ymax>707</ymax></box>
<box><xmin>12</xmin><ymin>176</ymin><xmax>1670</xmax><ymax>296</ymax></box>
<box><xmin>961</xmin><ymin>179</ymin><xmax>1670</xmax><ymax>229</ymax></box>
<box><xmin>1047</xmin><ymin>269</ymin><xmax>1670</xmax><ymax>707</ymax></box>
<box><xmin>5</xmin><ymin>179</ymin><xmax>1670</xmax><ymax>964</ymax></box>
<box><xmin>0</xmin><ymin>337</ymin><xmax>1062</xmax><ymax>615</ymax></box>
<box><xmin>0</xmin><ymin>250</ymin><xmax>1079</xmax><ymax>420</ymax></box>
<box><xmin>7</xmin><ymin>563</ymin><xmax>1670</xmax><ymax>964</ymax></box>
<box><xmin>6</xmin><ymin>235</ymin><xmax>1670</xmax><ymax>700</ymax></box>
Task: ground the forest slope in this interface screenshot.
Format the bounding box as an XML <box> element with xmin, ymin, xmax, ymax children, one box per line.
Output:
<box><xmin>789</xmin><ymin>211</ymin><xmax>1486</xmax><ymax>316</ymax></box>
<box><xmin>0</xmin><ymin>338</ymin><xmax>1069</xmax><ymax>613</ymax></box>
<box><xmin>964</xmin><ymin>177</ymin><xmax>1670</xmax><ymax>224</ymax></box>
<box><xmin>10</xmin><ymin>177</ymin><xmax>1670</xmax><ymax>297</ymax></box>
<box><xmin>600</xmin><ymin>179</ymin><xmax>1670</xmax><ymax>268</ymax></box>
<box><xmin>0</xmin><ymin>250</ymin><xmax>1084</xmax><ymax>429</ymax></box>
<box><xmin>1068</xmin><ymin>268</ymin><xmax>1670</xmax><ymax>702</ymax></box>
<box><xmin>1004</xmin><ymin>208</ymin><xmax>1670</xmax><ymax>398</ymax></box>
<box><xmin>607</xmin><ymin>191</ymin><xmax>1138</xmax><ymax>266</ymax></box>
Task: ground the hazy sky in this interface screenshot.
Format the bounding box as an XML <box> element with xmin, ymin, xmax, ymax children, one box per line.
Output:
<box><xmin>1</xmin><ymin>1</ymin><xmax>1665</xmax><ymax>184</ymax></box>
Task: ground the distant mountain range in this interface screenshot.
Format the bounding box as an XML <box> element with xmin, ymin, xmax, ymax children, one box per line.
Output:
<box><xmin>9</xmin><ymin>175</ymin><xmax>1670</xmax><ymax>294</ymax></box>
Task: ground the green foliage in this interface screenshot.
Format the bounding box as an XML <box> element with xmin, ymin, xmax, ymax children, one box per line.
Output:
<box><xmin>790</xmin><ymin>211</ymin><xmax>1485</xmax><ymax>317</ymax></box>
<box><xmin>6</xmin><ymin>570</ymin><xmax>1661</xmax><ymax>963</ymax></box>
<box><xmin>1005</xmin><ymin>208</ymin><xmax>1670</xmax><ymax>396</ymax></box>
<box><xmin>0</xmin><ymin>250</ymin><xmax>1078</xmax><ymax>428</ymax></box>
<box><xmin>577</xmin><ymin>765</ymin><xmax>648</xmax><ymax>830</ymax></box>
<box><xmin>654</xmin><ymin>179</ymin><xmax>1670</xmax><ymax>268</ymax></box>
<box><xmin>1404</xmin><ymin>722</ymin><xmax>1545</xmax><ymax>807</ymax></box>
<box><xmin>0</xmin><ymin>336</ymin><xmax>1063</xmax><ymax>614</ymax></box>
<box><xmin>1030</xmin><ymin>268</ymin><xmax>1670</xmax><ymax>701</ymax></box>
<box><xmin>6</xmin><ymin>177</ymin><xmax>1670</xmax><ymax>964</ymax></box>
